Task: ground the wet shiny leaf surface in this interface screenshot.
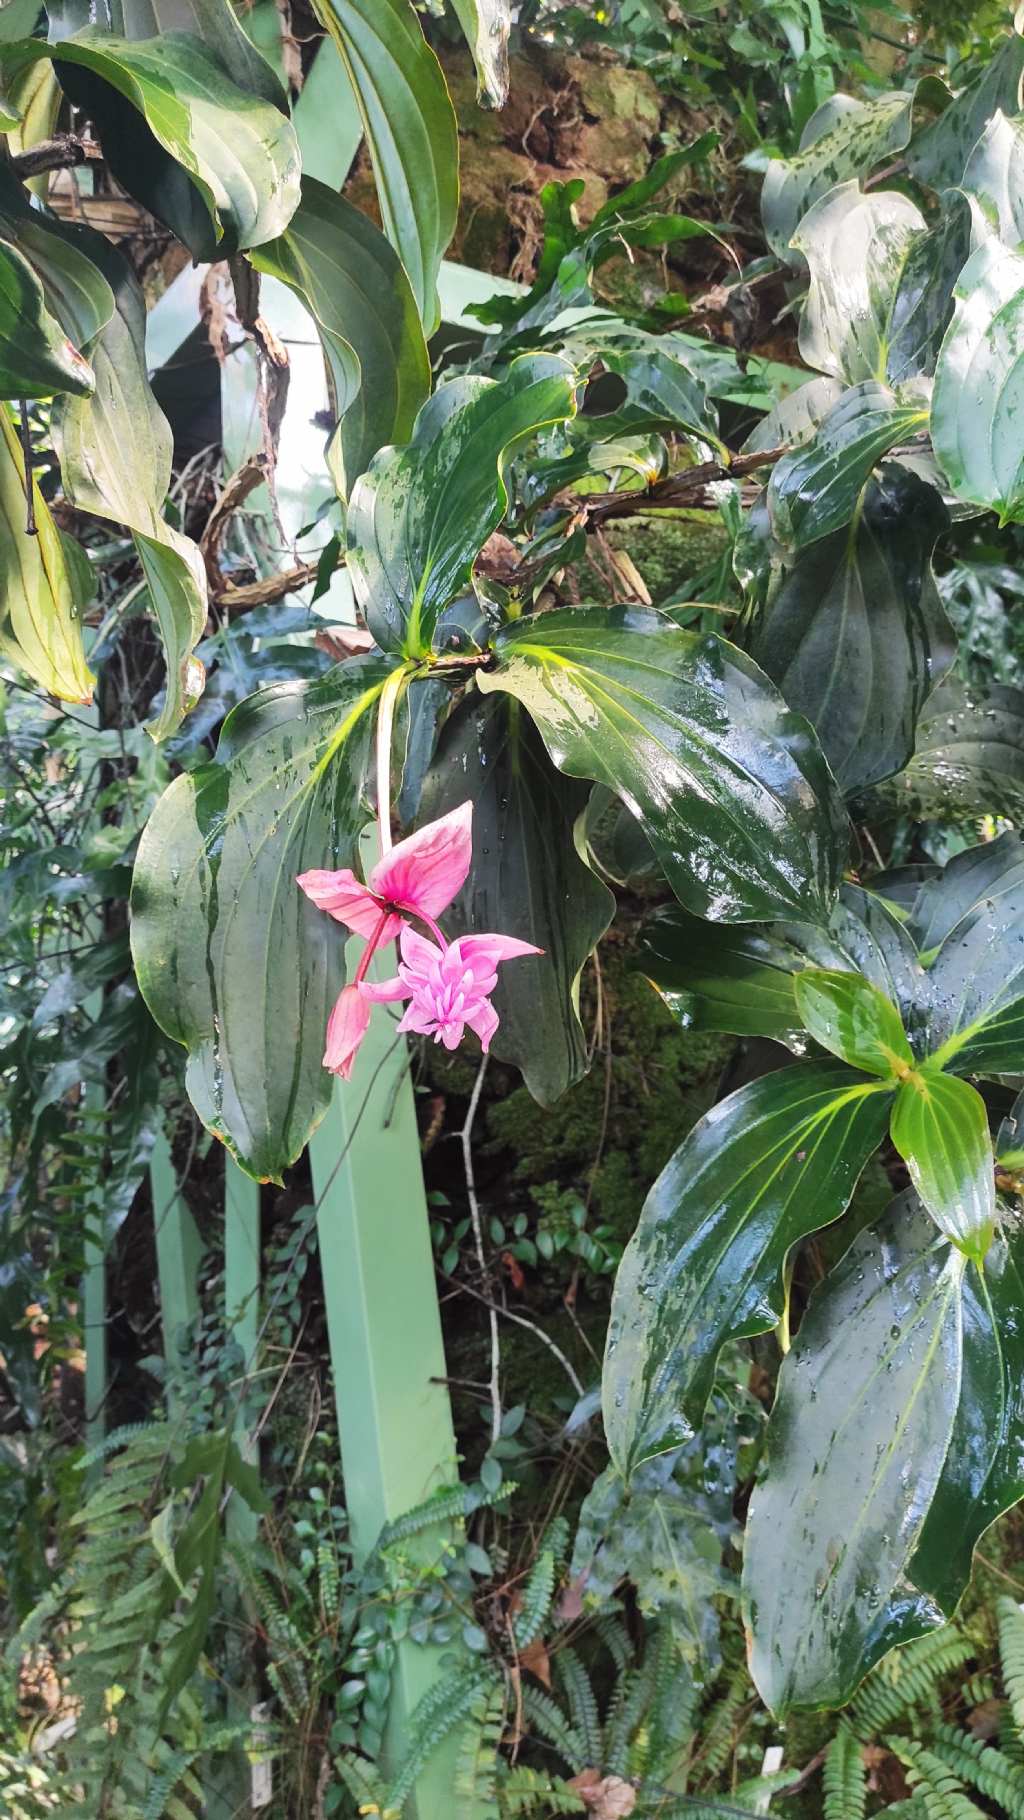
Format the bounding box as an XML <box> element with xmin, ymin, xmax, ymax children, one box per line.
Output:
<box><xmin>795</xmin><ymin>967</ymin><xmax>914</xmax><ymax>1077</ymax></box>
<box><xmin>908</xmin><ymin>29</ymin><xmax>1024</xmax><ymax>190</ymax></box>
<box><xmin>933</xmin><ymin>238</ymin><xmax>1024</xmax><ymax>524</ymax></box>
<box><xmin>251</xmin><ymin>177</ymin><xmax>430</xmax><ymax>499</ymax></box>
<box><xmin>908</xmin><ymin>833</ymin><xmax>1024</xmax><ymax>1074</ymax></box>
<box><xmin>0</xmin><ymin>237</ymin><xmax>95</xmax><ymax>399</ymax></box>
<box><xmin>449</xmin><ymin>0</ymin><xmax>510</xmax><ymax>107</ymax></box>
<box><xmin>961</xmin><ymin>107</ymin><xmax>1024</xmax><ymax>243</ymax></box>
<box><xmin>419</xmin><ymin>692</ymin><xmax>614</xmax><ymax>1105</ymax></box>
<box><xmin>639</xmin><ymin>909</ymin><xmax>806</xmax><ymax>1044</ymax></box>
<box><xmin>309</xmin><ymin>0</ymin><xmax>458</xmax><ymax>332</ymax></box>
<box><xmin>892</xmin><ymin>675</ymin><xmax>1024</xmax><ymax>824</ymax></box>
<box><xmin>744</xmin><ymin>1201</ymin><xmax>964</xmax><ymax>1713</ymax></box>
<box><xmin>602</xmin><ymin>1060</ymin><xmax>892</xmax><ymax>1475</ymax></box>
<box><xmin>347</xmin><ymin>354</ymin><xmax>577</xmax><ymax>654</ymax></box>
<box><xmin>130</xmin><ymin>659</ymin><xmax>392</xmax><ymax>1181</ymax></box>
<box><xmin>791</xmin><ymin>182</ymin><xmax>925</xmax><ymax>385</ymax></box>
<box><xmin>479</xmin><ymin>606</ymin><xmax>847</xmax><ymax>925</ymax></box>
<box><xmin>890</xmin><ymin>1069</ymin><xmax>996</xmax><ymax>1259</ymax></box>
<box><xmin>767</xmin><ymin>383</ymin><xmax>930</xmax><ymax>551</ymax></box>
<box><xmin>753</xmin><ymin>464</ymin><xmax>954</xmax><ymax>794</ymax></box>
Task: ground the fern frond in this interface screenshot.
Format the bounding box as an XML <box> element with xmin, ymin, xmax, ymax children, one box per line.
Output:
<box><xmin>889</xmin><ymin>1736</ymin><xmax>988</xmax><ymax>1820</ymax></box>
<box><xmin>498</xmin><ymin>1763</ymin><xmax>586</xmax><ymax>1815</ymax></box>
<box><xmin>852</xmin><ymin>1629</ymin><xmax>976</xmax><ymax>1738</ymax></box>
<box><xmin>378</xmin><ymin>1482</ymin><xmax>512</xmax><ymax>1547</ymax></box>
<box><xmin>514</xmin><ymin>1523</ymin><xmax>568</xmax><ymax>1652</ymax></box>
<box><xmin>824</xmin><ymin>1719</ymin><xmax>866</xmax><ymax>1820</ymax></box>
<box><xmin>926</xmin><ymin>1722</ymin><xmax>1024</xmax><ymax>1819</ymax></box>
<box><xmin>387</xmin><ymin>1666</ymin><xmax>498</xmax><ymax>1807</ymax></box>
<box><xmin>455</xmin><ymin>1683</ymin><xmax>504</xmax><ymax>1819</ymax></box>
<box><xmin>999</xmin><ymin>1599</ymin><xmax>1024</xmax><ymax>1741</ymax></box>
<box><xmin>554</xmin><ymin>1648</ymin><xmax>602</xmax><ymax>1767</ymax></box>
<box><xmin>521</xmin><ymin>1684</ymin><xmax>588</xmax><ymax>1774</ymax></box>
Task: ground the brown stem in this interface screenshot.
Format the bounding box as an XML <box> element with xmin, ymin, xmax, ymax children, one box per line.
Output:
<box><xmin>211</xmin><ymin>559</ymin><xmax>323</xmax><ymax>613</ymax></box>
<box><xmin>9</xmin><ymin>134</ymin><xmax>101</xmax><ymax>179</ymax></box>
<box><xmin>578</xmin><ymin>442</ymin><xmax>789</xmax><ymax>526</ymax></box>
<box><xmin>18</xmin><ymin>402</ymin><xmax>35</xmax><ymax>537</ymax></box>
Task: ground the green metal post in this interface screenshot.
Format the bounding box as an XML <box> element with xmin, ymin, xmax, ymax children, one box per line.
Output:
<box><xmin>82</xmin><ymin>1063</ymin><xmax>106</xmax><ymax>1462</ymax></box>
<box><xmin>224</xmin><ymin>1154</ymin><xmax>261</xmax><ymax>1543</ymax></box>
<box><xmin>149</xmin><ymin>1125</ymin><xmax>203</xmax><ymax>1397</ymax></box>
<box><xmin>309</xmin><ymin>846</ymin><xmax>461</xmax><ymax>1813</ymax></box>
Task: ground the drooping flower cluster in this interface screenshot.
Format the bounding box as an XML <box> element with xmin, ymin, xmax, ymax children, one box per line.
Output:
<box><xmin>297</xmin><ymin>802</ymin><xmax>540</xmax><ymax>1079</ymax></box>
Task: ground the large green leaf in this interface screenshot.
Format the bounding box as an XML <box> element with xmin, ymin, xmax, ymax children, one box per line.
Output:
<box><xmin>761</xmin><ymin>85</ymin><xmax>944</xmax><ymax>263</ymax></box>
<box><xmin>478</xmin><ymin>606</ymin><xmax>847</xmax><ymax>925</ymax></box>
<box><xmin>795</xmin><ymin>967</ymin><xmax>914</xmax><ymax>1078</ymax></box>
<box><xmin>7</xmin><ymin>30</ymin><xmax>300</xmax><ymax>259</ymax></box>
<box><xmin>118</xmin><ymin>0</ymin><xmax>287</xmax><ymax>106</ymax></box>
<box><xmin>52</xmin><ymin>229</ymin><xmax>207</xmax><ymax>740</ymax></box>
<box><xmin>307</xmin><ymin>0</ymin><xmax>458</xmax><ymax>333</ymax></box>
<box><xmin>909</xmin><ymin>834</ymin><xmax>1024</xmax><ymax>1074</ymax></box>
<box><xmin>130</xmin><ymin>659</ymin><xmax>392</xmax><ymax>1182</ymax></box>
<box><xmin>347</xmin><ymin>354</ymin><xmax>577</xmax><ymax>654</ymax></box>
<box><xmin>791</xmin><ymin>182</ymin><xmax>925</xmax><ymax>385</ymax></box>
<box><xmin>0</xmin><ymin>195</ymin><xmax>114</xmax><ymax>357</ymax></box>
<box><xmin>418</xmin><ymin>691</ymin><xmax>614</xmax><ymax>1106</ymax></box>
<box><xmin>961</xmin><ymin>108</ymin><xmax>1024</xmax><ymax>244</ymax></box>
<box><xmin>743</xmin><ymin>1202</ymin><xmax>964</xmax><ymax>1713</ymax></box>
<box><xmin>908</xmin><ymin>30</ymin><xmax>1024</xmax><ymax>191</ymax></box>
<box><xmin>907</xmin><ymin>1219</ymin><xmax>1024</xmax><ymax>1619</ymax></box>
<box><xmin>932</xmin><ymin>237</ymin><xmax>1024</xmax><ymax>523</ymax></box>
<box><xmin>892</xmin><ymin>676</ymin><xmax>1024</xmax><ymax>823</ymax></box>
<box><xmin>766</xmin><ymin>382</ymin><xmax>929</xmax><ymax>550</ymax></box>
<box><xmin>890</xmin><ymin>1069</ymin><xmax>996</xmax><ymax>1260</ymax></box>
<box><xmin>449</xmin><ymin>0</ymin><xmax>510</xmax><ymax>107</ymax></box>
<box><xmin>249</xmin><ymin>176</ymin><xmax>430</xmax><ymax>500</ymax></box>
<box><xmin>0</xmin><ymin>238</ymin><xmax>95</xmax><ymax>400</ymax></box>
<box><xmin>639</xmin><ymin>911</ymin><xmax>805</xmax><ymax>1044</ymax></box>
<box><xmin>0</xmin><ymin>405</ymin><xmax>95</xmax><ymax>705</ymax></box>
<box><xmin>602</xmin><ymin>1060</ymin><xmax>892</xmax><ymax>1476</ymax></box>
<box><xmin>742</xmin><ymin>374</ymin><xmax>844</xmax><ymax>455</ymax></box>
<box><xmin>886</xmin><ymin>192</ymin><xmax>980</xmax><ymax>385</ymax></box>
<box><xmin>752</xmin><ymin>464</ymin><xmax>954</xmax><ymax>794</ymax></box>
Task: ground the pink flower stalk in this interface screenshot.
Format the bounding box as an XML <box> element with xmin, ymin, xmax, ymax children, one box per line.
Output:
<box><xmin>297</xmin><ymin>802</ymin><xmax>541</xmax><ymax>1079</ymax></box>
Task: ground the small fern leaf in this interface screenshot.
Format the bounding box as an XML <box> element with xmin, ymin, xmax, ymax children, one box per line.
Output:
<box><xmin>824</xmin><ymin>1720</ymin><xmax>866</xmax><ymax>1820</ymax></box>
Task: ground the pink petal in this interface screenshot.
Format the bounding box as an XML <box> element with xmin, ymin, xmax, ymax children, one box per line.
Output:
<box><xmin>398</xmin><ymin>924</ymin><xmax>445</xmax><ymax>974</ymax></box>
<box><xmin>297</xmin><ymin>868</ymin><xmax>400</xmax><ymax>941</ymax></box>
<box><xmin>358</xmin><ymin>973</ymin><xmax>411</xmax><ymax>1004</ymax></box>
<box><xmin>323</xmin><ymin>984</ymin><xmax>371</xmax><ymax>1079</ymax></box>
<box><xmin>369</xmin><ymin>802</ymin><xmax>473</xmax><ymax>919</ymax></box>
<box><xmin>465</xmin><ymin>997</ymin><xmax>499</xmax><ymax>1051</ymax></box>
<box><xmin>452</xmin><ymin>933</ymin><xmax>544</xmax><ymax>969</ymax></box>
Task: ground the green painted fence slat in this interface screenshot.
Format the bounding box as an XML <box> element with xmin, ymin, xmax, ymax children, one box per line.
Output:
<box><xmin>225</xmin><ymin>1154</ymin><xmax>261</xmax><ymax>1544</ymax></box>
<box><xmin>150</xmin><ymin>1125</ymin><xmax>203</xmax><ymax>1396</ymax></box>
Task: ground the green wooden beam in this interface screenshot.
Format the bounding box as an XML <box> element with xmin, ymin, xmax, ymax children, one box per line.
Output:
<box><xmin>308</xmin><ymin>858</ymin><xmax>461</xmax><ymax>1816</ymax></box>
<box><xmin>150</xmin><ymin>1126</ymin><xmax>203</xmax><ymax>1398</ymax></box>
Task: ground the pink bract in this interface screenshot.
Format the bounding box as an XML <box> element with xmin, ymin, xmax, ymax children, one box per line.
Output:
<box><xmin>296</xmin><ymin>801</ymin><xmax>473</xmax><ymax>941</ymax></box>
<box><xmin>360</xmin><ymin>925</ymin><xmax>541</xmax><ymax>1053</ymax></box>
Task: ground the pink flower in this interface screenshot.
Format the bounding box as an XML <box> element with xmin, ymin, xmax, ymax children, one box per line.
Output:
<box><xmin>360</xmin><ymin>926</ymin><xmax>541</xmax><ymax>1052</ymax></box>
<box><xmin>297</xmin><ymin>801</ymin><xmax>474</xmax><ymax>945</ymax></box>
<box><xmin>296</xmin><ymin>801</ymin><xmax>542</xmax><ymax>1079</ymax></box>
<box><xmin>322</xmin><ymin>984</ymin><xmax>371</xmax><ymax>1080</ymax></box>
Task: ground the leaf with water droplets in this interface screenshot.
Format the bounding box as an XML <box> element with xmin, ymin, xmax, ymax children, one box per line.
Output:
<box><xmin>795</xmin><ymin>967</ymin><xmax>914</xmax><ymax>1078</ymax></box>
<box><xmin>891</xmin><ymin>675</ymin><xmax>1024</xmax><ymax>825</ymax></box>
<box><xmin>890</xmin><ymin>1068</ymin><xmax>995</xmax><ymax>1259</ymax></box>
<box><xmin>767</xmin><ymin>383</ymin><xmax>930</xmax><ymax>551</ymax></box>
<box><xmin>602</xmin><ymin>1060</ymin><xmax>892</xmax><ymax>1476</ymax></box>
<box><xmin>906</xmin><ymin>832</ymin><xmax>1024</xmax><ymax>1075</ymax></box>
<box><xmin>791</xmin><ymin>182</ymin><xmax>925</xmax><ymax>385</ymax></box>
<box><xmin>130</xmin><ymin>658</ymin><xmax>393</xmax><ymax>1182</ymax></box>
<box><xmin>908</xmin><ymin>29</ymin><xmax>1024</xmax><ymax>191</ymax></box>
<box><xmin>743</xmin><ymin>1197</ymin><xmax>964</xmax><ymax>1713</ymax></box>
<box><xmin>932</xmin><ymin>237</ymin><xmax>1024</xmax><ymax>524</ymax></box>
<box><xmin>479</xmin><ymin>606</ymin><xmax>847</xmax><ymax>926</ymax></box>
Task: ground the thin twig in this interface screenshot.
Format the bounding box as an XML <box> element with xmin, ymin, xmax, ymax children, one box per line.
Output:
<box><xmin>462</xmin><ymin>1055</ymin><xmax>502</xmax><ymax>1445</ymax></box>
<box><xmin>441</xmin><ymin>1269</ymin><xmax>585</xmax><ymax>1399</ymax></box>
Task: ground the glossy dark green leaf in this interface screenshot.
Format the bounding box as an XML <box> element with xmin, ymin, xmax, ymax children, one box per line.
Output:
<box><xmin>479</xmin><ymin>605</ymin><xmax>847</xmax><ymax>925</ymax></box>
<box><xmin>908</xmin><ymin>833</ymin><xmax>1024</xmax><ymax>1075</ymax></box>
<box><xmin>449</xmin><ymin>0</ymin><xmax>509</xmax><ymax>107</ymax></box>
<box><xmin>891</xmin><ymin>1069</ymin><xmax>995</xmax><ymax>1259</ymax></box>
<box><xmin>908</xmin><ymin>30</ymin><xmax>1024</xmax><ymax>190</ymax></box>
<box><xmin>743</xmin><ymin>1203</ymin><xmax>964</xmax><ymax>1713</ymax></box>
<box><xmin>639</xmin><ymin>909</ymin><xmax>805</xmax><ymax>1044</ymax></box>
<box><xmin>347</xmin><ymin>353</ymin><xmax>577</xmax><ymax>654</ymax></box>
<box><xmin>791</xmin><ymin>182</ymin><xmax>925</xmax><ymax>385</ymax></box>
<box><xmin>886</xmin><ymin>191</ymin><xmax>978</xmax><ymax>385</ymax></box>
<box><xmin>0</xmin><ymin>406</ymin><xmax>94</xmax><ymax>705</ymax></box>
<box><xmin>573</xmin><ymin>339</ymin><xmax>720</xmax><ymax>448</ymax></box>
<box><xmin>752</xmin><ymin>464</ymin><xmax>954</xmax><ymax>794</ymax></box>
<box><xmin>249</xmin><ymin>176</ymin><xmax>430</xmax><ymax>500</ymax></box>
<box><xmin>52</xmin><ymin>228</ymin><xmax>206</xmax><ymax>740</ymax></box>
<box><xmin>795</xmin><ymin>967</ymin><xmax>914</xmax><ymax>1078</ymax></box>
<box><xmin>418</xmin><ymin>691</ymin><xmax>614</xmax><ymax>1105</ymax></box>
<box><xmin>118</xmin><ymin>0</ymin><xmax>287</xmax><ymax>106</ymax></box>
<box><xmin>602</xmin><ymin>1060</ymin><xmax>892</xmax><ymax>1475</ymax></box>
<box><xmin>767</xmin><ymin>382</ymin><xmax>929</xmax><ymax>550</ymax></box>
<box><xmin>933</xmin><ymin>237</ymin><xmax>1024</xmax><ymax>523</ymax></box>
<box><xmin>907</xmin><ymin>1216</ymin><xmax>1024</xmax><ymax>1619</ymax></box>
<box><xmin>0</xmin><ymin>198</ymin><xmax>114</xmax><ymax>356</ymax></box>
<box><xmin>0</xmin><ymin>238</ymin><xmax>94</xmax><ymax>400</ymax></box>
<box><xmin>892</xmin><ymin>675</ymin><xmax>1024</xmax><ymax>824</ymax></box>
<box><xmin>10</xmin><ymin>30</ymin><xmax>300</xmax><ymax>260</ymax></box>
<box><xmin>308</xmin><ymin>0</ymin><xmax>458</xmax><ymax>333</ymax></box>
<box><xmin>131</xmin><ymin>659</ymin><xmax>392</xmax><ymax>1182</ymax></box>
<box><xmin>762</xmin><ymin>84</ymin><xmax>944</xmax><ymax>262</ymax></box>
